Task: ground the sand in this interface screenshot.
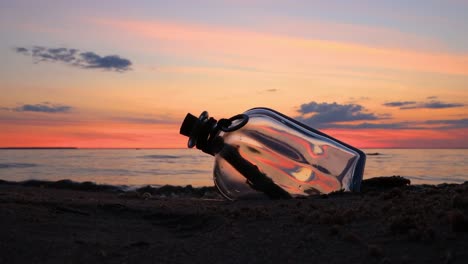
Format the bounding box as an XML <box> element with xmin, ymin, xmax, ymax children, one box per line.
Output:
<box><xmin>0</xmin><ymin>177</ymin><xmax>467</xmax><ymax>264</ymax></box>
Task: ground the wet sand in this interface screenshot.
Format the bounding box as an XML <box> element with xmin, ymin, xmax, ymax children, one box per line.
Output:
<box><xmin>0</xmin><ymin>177</ymin><xmax>467</xmax><ymax>264</ymax></box>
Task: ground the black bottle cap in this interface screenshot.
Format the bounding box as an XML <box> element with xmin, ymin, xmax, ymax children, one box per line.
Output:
<box><xmin>180</xmin><ymin>113</ymin><xmax>198</xmax><ymax>137</ymax></box>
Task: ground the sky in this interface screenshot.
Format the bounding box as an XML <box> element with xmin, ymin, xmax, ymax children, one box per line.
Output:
<box><xmin>1</xmin><ymin>0</ymin><xmax>467</xmax><ymax>149</ymax></box>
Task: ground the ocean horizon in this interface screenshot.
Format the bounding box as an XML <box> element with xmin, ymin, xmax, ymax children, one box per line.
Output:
<box><xmin>2</xmin><ymin>147</ymin><xmax>467</xmax><ymax>149</ymax></box>
<box><xmin>1</xmin><ymin>148</ymin><xmax>467</xmax><ymax>188</ymax></box>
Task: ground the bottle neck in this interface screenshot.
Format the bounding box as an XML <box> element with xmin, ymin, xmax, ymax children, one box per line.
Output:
<box><xmin>179</xmin><ymin>111</ymin><xmax>249</xmax><ymax>155</ymax></box>
<box><xmin>192</xmin><ymin>116</ymin><xmax>222</xmax><ymax>155</ymax></box>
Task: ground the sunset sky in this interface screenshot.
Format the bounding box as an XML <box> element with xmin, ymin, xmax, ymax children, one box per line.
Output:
<box><xmin>1</xmin><ymin>0</ymin><xmax>467</xmax><ymax>148</ymax></box>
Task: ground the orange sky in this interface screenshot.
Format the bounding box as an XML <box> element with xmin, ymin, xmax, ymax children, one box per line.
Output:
<box><xmin>1</xmin><ymin>1</ymin><xmax>467</xmax><ymax>148</ymax></box>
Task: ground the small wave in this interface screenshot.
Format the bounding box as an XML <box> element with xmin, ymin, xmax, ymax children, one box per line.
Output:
<box><xmin>366</xmin><ymin>152</ymin><xmax>383</xmax><ymax>156</ymax></box>
<box><xmin>136</xmin><ymin>169</ymin><xmax>211</xmax><ymax>176</ymax></box>
<box><xmin>404</xmin><ymin>175</ymin><xmax>467</xmax><ymax>184</ymax></box>
<box><xmin>0</xmin><ymin>163</ymin><xmax>37</xmax><ymax>169</ymax></box>
<box><xmin>0</xmin><ymin>179</ymin><xmax>219</xmax><ymax>198</ymax></box>
<box><xmin>138</xmin><ymin>155</ymin><xmax>181</xmax><ymax>159</ymax></box>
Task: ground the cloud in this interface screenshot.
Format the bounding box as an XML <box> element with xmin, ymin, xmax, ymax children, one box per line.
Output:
<box><xmin>257</xmin><ymin>88</ymin><xmax>279</xmax><ymax>94</ymax></box>
<box><xmin>425</xmin><ymin>118</ymin><xmax>468</xmax><ymax>129</ymax></box>
<box><xmin>293</xmin><ymin>100</ymin><xmax>468</xmax><ymax>130</ymax></box>
<box><xmin>383</xmin><ymin>101</ymin><xmax>416</xmax><ymax>107</ymax></box>
<box><xmin>314</xmin><ymin>118</ymin><xmax>468</xmax><ymax>130</ymax></box>
<box><xmin>0</xmin><ymin>115</ymin><xmax>82</xmax><ymax>126</ymax></box>
<box><xmin>327</xmin><ymin>122</ymin><xmax>420</xmax><ymax>130</ymax></box>
<box><xmin>79</xmin><ymin>52</ymin><xmax>132</xmax><ymax>70</ymax></box>
<box><xmin>15</xmin><ymin>46</ymin><xmax>132</xmax><ymax>72</ymax></box>
<box><xmin>111</xmin><ymin>116</ymin><xmax>179</xmax><ymax>125</ymax></box>
<box><xmin>15</xmin><ymin>47</ymin><xmax>29</xmax><ymax>54</ymax></box>
<box><xmin>297</xmin><ymin>101</ymin><xmax>382</xmax><ymax>127</ymax></box>
<box><xmin>383</xmin><ymin>99</ymin><xmax>464</xmax><ymax>110</ymax></box>
<box><xmin>295</xmin><ymin>100</ymin><xmax>468</xmax><ymax>130</ymax></box>
<box><xmin>347</xmin><ymin>96</ymin><xmax>371</xmax><ymax>104</ymax></box>
<box><xmin>403</xmin><ymin>101</ymin><xmax>465</xmax><ymax>110</ymax></box>
<box><xmin>13</xmin><ymin>103</ymin><xmax>72</xmax><ymax>113</ymax></box>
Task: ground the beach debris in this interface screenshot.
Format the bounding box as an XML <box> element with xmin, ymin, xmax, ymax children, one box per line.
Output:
<box><xmin>180</xmin><ymin>108</ymin><xmax>366</xmax><ymax>200</ymax></box>
<box><xmin>141</xmin><ymin>192</ymin><xmax>152</xmax><ymax>200</ymax></box>
<box><xmin>361</xmin><ymin>176</ymin><xmax>411</xmax><ymax>193</ymax></box>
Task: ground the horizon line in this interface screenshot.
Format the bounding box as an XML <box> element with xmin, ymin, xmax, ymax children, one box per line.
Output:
<box><xmin>1</xmin><ymin>147</ymin><xmax>467</xmax><ymax>150</ymax></box>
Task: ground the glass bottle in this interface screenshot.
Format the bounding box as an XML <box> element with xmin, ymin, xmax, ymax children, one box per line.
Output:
<box><xmin>180</xmin><ymin>107</ymin><xmax>366</xmax><ymax>200</ymax></box>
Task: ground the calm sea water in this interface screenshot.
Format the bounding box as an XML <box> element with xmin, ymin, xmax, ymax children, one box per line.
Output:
<box><xmin>0</xmin><ymin>149</ymin><xmax>467</xmax><ymax>187</ymax></box>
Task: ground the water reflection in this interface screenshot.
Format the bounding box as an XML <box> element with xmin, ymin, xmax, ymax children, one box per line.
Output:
<box><xmin>0</xmin><ymin>148</ymin><xmax>466</xmax><ymax>188</ymax></box>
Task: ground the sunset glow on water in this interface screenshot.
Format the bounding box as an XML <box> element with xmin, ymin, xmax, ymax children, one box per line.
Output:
<box><xmin>0</xmin><ymin>149</ymin><xmax>466</xmax><ymax>187</ymax></box>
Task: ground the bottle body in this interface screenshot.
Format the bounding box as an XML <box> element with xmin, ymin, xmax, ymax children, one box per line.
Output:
<box><xmin>213</xmin><ymin>108</ymin><xmax>365</xmax><ymax>200</ymax></box>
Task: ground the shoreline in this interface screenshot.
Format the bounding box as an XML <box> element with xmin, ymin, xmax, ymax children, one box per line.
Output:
<box><xmin>0</xmin><ymin>177</ymin><xmax>467</xmax><ymax>263</ymax></box>
<box><xmin>0</xmin><ymin>178</ymin><xmax>220</xmax><ymax>199</ymax></box>
<box><xmin>0</xmin><ymin>175</ymin><xmax>465</xmax><ymax>195</ymax></box>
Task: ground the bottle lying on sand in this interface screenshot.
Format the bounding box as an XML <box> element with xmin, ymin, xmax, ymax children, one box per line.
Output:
<box><xmin>180</xmin><ymin>107</ymin><xmax>366</xmax><ymax>200</ymax></box>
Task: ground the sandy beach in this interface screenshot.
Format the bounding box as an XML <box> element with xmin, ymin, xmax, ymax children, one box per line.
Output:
<box><xmin>0</xmin><ymin>177</ymin><xmax>467</xmax><ymax>264</ymax></box>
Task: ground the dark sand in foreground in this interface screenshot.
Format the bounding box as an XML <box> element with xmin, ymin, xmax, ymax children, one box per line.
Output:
<box><xmin>1</xmin><ymin>177</ymin><xmax>467</xmax><ymax>264</ymax></box>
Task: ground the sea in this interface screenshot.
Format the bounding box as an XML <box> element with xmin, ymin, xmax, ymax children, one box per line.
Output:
<box><xmin>0</xmin><ymin>149</ymin><xmax>467</xmax><ymax>188</ymax></box>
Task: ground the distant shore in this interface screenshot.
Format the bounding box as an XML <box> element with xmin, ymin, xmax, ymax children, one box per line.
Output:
<box><xmin>0</xmin><ymin>176</ymin><xmax>467</xmax><ymax>263</ymax></box>
<box><xmin>0</xmin><ymin>147</ymin><xmax>78</xmax><ymax>149</ymax></box>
